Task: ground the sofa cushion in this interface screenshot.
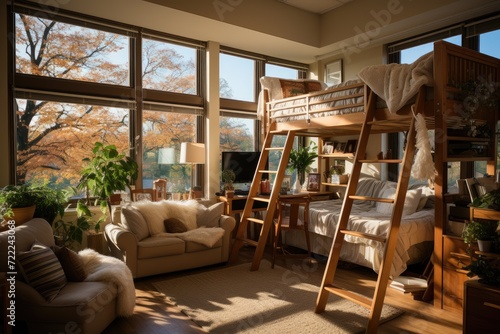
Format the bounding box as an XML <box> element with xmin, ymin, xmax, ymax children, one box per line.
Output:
<box><xmin>16</xmin><ymin>241</ymin><xmax>67</xmax><ymax>301</ymax></box>
<box><xmin>197</xmin><ymin>202</ymin><xmax>224</xmax><ymax>228</ymax></box>
<box><xmin>137</xmin><ymin>236</ymin><xmax>185</xmax><ymax>259</ymax></box>
<box><xmin>164</xmin><ymin>218</ymin><xmax>188</xmax><ymax>233</ymax></box>
<box><xmin>52</xmin><ymin>245</ymin><xmax>87</xmax><ymax>282</ymax></box>
<box><xmin>121</xmin><ymin>205</ymin><xmax>149</xmax><ymax>240</ymax></box>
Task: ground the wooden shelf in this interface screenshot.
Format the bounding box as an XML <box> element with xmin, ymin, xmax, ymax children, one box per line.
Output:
<box><xmin>319</xmin><ymin>153</ymin><xmax>354</xmax><ymax>159</ymax></box>
<box><xmin>322</xmin><ymin>182</ymin><xmax>347</xmax><ymax>187</ymax></box>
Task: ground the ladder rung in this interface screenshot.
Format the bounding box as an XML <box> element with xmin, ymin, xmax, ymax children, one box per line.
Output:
<box><xmin>265</xmin><ymin>147</ymin><xmax>284</xmax><ymax>151</ymax></box>
<box><xmin>259</xmin><ymin>170</ymin><xmax>277</xmax><ymax>174</ymax></box>
<box><xmin>340</xmin><ymin>230</ymin><xmax>386</xmax><ymax>243</ymax></box>
<box><xmin>247</xmin><ymin>217</ymin><xmax>264</xmax><ymax>225</ymax></box>
<box><xmin>253</xmin><ymin>197</ymin><xmax>271</xmax><ymax>203</ymax></box>
<box><xmin>323</xmin><ymin>284</ymin><xmax>372</xmax><ymax>309</ymax></box>
<box><xmin>244</xmin><ymin>239</ymin><xmax>259</xmax><ymax>247</ymax></box>
<box><xmin>358</xmin><ymin>159</ymin><xmax>403</xmax><ymax>164</ymax></box>
<box><xmin>349</xmin><ymin>195</ymin><xmax>394</xmax><ymax>203</ymax></box>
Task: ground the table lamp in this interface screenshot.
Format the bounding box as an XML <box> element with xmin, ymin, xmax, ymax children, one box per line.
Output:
<box><xmin>180</xmin><ymin>142</ymin><xmax>205</xmax><ymax>199</ymax></box>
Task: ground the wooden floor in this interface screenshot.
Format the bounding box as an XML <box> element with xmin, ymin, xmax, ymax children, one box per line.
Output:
<box><xmin>103</xmin><ymin>246</ymin><xmax>463</xmax><ymax>334</ymax></box>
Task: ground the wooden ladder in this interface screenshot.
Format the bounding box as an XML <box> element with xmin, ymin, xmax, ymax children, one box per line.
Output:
<box><xmin>315</xmin><ymin>90</ymin><xmax>423</xmax><ymax>333</ymax></box>
<box><xmin>229</xmin><ymin>130</ymin><xmax>296</xmax><ymax>270</ymax></box>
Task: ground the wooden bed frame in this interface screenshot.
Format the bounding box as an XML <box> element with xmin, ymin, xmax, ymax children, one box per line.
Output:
<box><xmin>258</xmin><ymin>40</ymin><xmax>499</xmax><ymax>311</ymax></box>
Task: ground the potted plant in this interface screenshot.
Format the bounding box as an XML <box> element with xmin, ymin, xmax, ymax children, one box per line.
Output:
<box><xmin>30</xmin><ymin>182</ymin><xmax>69</xmax><ymax>225</ymax></box>
<box><xmin>53</xmin><ymin>200</ymin><xmax>100</xmax><ymax>249</ymax></box>
<box><xmin>222</xmin><ymin>169</ymin><xmax>236</xmax><ymax>197</ymax></box>
<box><xmin>329</xmin><ymin>165</ymin><xmax>346</xmax><ymax>184</ymax></box>
<box><xmin>462</xmin><ymin>220</ymin><xmax>499</xmax><ymax>252</ymax></box>
<box><xmin>75</xmin><ymin>142</ymin><xmax>138</xmax><ymax>251</ymax></box>
<box><xmin>0</xmin><ymin>184</ymin><xmax>37</xmax><ymax>226</ymax></box>
<box><xmin>288</xmin><ymin>141</ymin><xmax>318</xmax><ymax>193</ymax></box>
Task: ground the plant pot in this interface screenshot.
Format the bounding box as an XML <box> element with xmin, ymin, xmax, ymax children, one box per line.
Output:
<box><xmin>225</xmin><ymin>190</ymin><xmax>234</xmax><ymax>198</ymax></box>
<box><xmin>478</xmin><ymin>239</ymin><xmax>493</xmax><ymax>253</ymax></box>
<box><xmin>339</xmin><ymin>174</ymin><xmax>349</xmax><ymax>184</ymax></box>
<box><xmin>292</xmin><ymin>177</ymin><xmax>302</xmax><ymax>194</ymax></box>
<box><xmin>87</xmin><ymin>232</ymin><xmax>105</xmax><ymax>254</ymax></box>
<box><xmin>3</xmin><ymin>205</ymin><xmax>36</xmax><ymax>226</ymax></box>
<box><xmin>172</xmin><ymin>193</ymin><xmax>181</xmax><ymax>201</ymax></box>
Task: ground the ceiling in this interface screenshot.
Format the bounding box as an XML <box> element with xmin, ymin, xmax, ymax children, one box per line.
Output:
<box><xmin>276</xmin><ymin>0</ymin><xmax>353</xmax><ymax>14</ymax></box>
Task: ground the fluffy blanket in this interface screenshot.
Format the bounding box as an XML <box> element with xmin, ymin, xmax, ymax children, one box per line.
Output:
<box><xmin>78</xmin><ymin>249</ymin><xmax>135</xmax><ymax>317</ymax></box>
<box><xmin>358</xmin><ymin>52</ymin><xmax>434</xmax><ymax>113</ymax></box>
<box><xmin>155</xmin><ymin>227</ymin><xmax>225</xmax><ymax>248</ymax></box>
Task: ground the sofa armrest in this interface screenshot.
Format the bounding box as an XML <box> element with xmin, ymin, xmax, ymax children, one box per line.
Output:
<box><xmin>218</xmin><ymin>215</ymin><xmax>235</xmax><ymax>261</ymax></box>
<box><xmin>104</xmin><ymin>224</ymin><xmax>138</xmax><ymax>277</ymax></box>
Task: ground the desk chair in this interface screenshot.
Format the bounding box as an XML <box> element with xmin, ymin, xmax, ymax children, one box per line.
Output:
<box><xmin>272</xmin><ymin>194</ymin><xmax>311</xmax><ymax>268</ymax></box>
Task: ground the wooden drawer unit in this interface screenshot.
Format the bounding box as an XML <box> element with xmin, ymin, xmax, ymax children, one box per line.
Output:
<box><xmin>443</xmin><ymin>236</ymin><xmax>472</xmax><ymax>311</ymax></box>
<box><xmin>464</xmin><ymin>279</ymin><xmax>500</xmax><ymax>333</ymax></box>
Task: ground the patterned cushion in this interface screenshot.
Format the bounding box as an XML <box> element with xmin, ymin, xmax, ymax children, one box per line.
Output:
<box><xmin>121</xmin><ymin>205</ymin><xmax>150</xmax><ymax>240</ymax></box>
<box><xmin>52</xmin><ymin>245</ymin><xmax>87</xmax><ymax>282</ymax></box>
<box><xmin>164</xmin><ymin>218</ymin><xmax>188</xmax><ymax>233</ymax></box>
<box><xmin>304</xmin><ymin>81</ymin><xmax>324</xmax><ymax>93</ymax></box>
<box><xmin>279</xmin><ymin>80</ymin><xmax>306</xmax><ymax>98</ymax></box>
<box><xmin>16</xmin><ymin>241</ymin><xmax>67</xmax><ymax>301</ymax></box>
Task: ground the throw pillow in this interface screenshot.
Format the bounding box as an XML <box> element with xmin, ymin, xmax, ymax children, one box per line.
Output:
<box><xmin>279</xmin><ymin>79</ymin><xmax>306</xmax><ymax>98</ymax></box>
<box><xmin>164</xmin><ymin>218</ymin><xmax>188</xmax><ymax>233</ymax></box>
<box><xmin>121</xmin><ymin>205</ymin><xmax>150</xmax><ymax>240</ymax></box>
<box><xmin>133</xmin><ymin>200</ymin><xmax>170</xmax><ymax>235</ymax></box>
<box><xmin>52</xmin><ymin>245</ymin><xmax>87</xmax><ymax>282</ymax></box>
<box><xmin>197</xmin><ymin>202</ymin><xmax>224</xmax><ymax>228</ymax></box>
<box><xmin>16</xmin><ymin>241</ymin><xmax>67</xmax><ymax>301</ymax></box>
<box><xmin>376</xmin><ymin>188</ymin><xmax>422</xmax><ymax>217</ymax></box>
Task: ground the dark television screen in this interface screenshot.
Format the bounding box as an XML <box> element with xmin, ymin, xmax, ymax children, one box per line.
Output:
<box><xmin>221</xmin><ymin>151</ymin><xmax>264</xmax><ymax>184</ymax></box>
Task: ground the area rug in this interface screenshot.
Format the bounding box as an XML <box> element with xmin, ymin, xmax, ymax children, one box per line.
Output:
<box><xmin>153</xmin><ymin>260</ymin><xmax>404</xmax><ymax>333</ymax></box>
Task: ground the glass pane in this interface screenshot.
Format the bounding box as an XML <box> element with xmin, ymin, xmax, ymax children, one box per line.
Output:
<box><xmin>15</xmin><ymin>99</ymin><xmax>129</xmax><ymax>188</ymax></box>
<box><xmin>142</xmin><ymin>110</ymin><xmax>199</xmax><ymax>191</ymax></box>
<box><xmin>480</xmin><ymin>29</ymin><xmax>500</xmax><ymax>58</ymax></box>
<box><xmin>220</xmin><ymin>116</ymin><xmax>256</xmax><ymax>189</ymax></box>
<box><xmin>15</xmin><ymin>13</ymin><xmax>130</xmax><ymax>86</ymax></box>
<box><xmin>400</xmin><ymin>35</ymin><xmax>461</xmax><ymax>63</ymax></box>
<box><xmin>142</xmin><ymin>39</ymin><xmax>197</xmax><ymax>94</ymax></box>
<box><xmin>220</xmin><ymin>53</ymin><xmax>255</xmax><ymax>101</ymax></box>
<box><xmin>265</xmin><ymin>64</ymin><xmax>299</xmax><ymax>79</ymax></box>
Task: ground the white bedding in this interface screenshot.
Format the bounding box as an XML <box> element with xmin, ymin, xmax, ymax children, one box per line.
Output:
<box><xmin>284</xmin><ymin>178</ymin><xmax>435</xmax><ymax>278</ymax></box>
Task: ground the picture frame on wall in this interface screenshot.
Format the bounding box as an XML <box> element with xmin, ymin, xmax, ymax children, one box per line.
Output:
<box><xmin>325</xmin><ymin>59</ymin><xmax>343</xmax><ymax>86</ymax></box>
<box><xmin>307</xmin><ymin>173</ymin><xmax>321</xmax><ymax>191</ymax></box>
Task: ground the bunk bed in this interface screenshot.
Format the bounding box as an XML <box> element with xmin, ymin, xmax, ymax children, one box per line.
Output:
<box><xmin>255</xmin><ymin>41</ymin><xmax>499</xmax><ymax>282</ymax></box>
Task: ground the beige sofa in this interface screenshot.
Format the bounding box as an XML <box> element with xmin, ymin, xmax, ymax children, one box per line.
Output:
<box><xmin>0</xmin><ymin>219</ymin><xmax>119</xmax><ymax>334</ymax></box>
<box><xmin>105</xmin><ymin>200</ymin><xmax>235</xmax><ymax>278</ymax></box>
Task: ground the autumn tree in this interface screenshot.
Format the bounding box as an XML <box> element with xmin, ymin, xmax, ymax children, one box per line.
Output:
<box><xmin>14</xmin><ymin>11</ymin><xmax>245</xmax><ymax>189</ymax></box>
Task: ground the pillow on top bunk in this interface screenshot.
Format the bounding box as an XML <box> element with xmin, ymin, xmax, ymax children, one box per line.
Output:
<box><xmin>376</xmin><ymin>188</ymin><xmax>422</xmax><ymax>216</ymax></box>
<box><xmin>260</xmin><ymin>76</ymin><xmax>327</xmax><ymax>101</ymax></box>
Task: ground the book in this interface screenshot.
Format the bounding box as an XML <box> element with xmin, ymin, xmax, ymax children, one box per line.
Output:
<box><xmin>390</xmin><ymin>276</ymin><xmax>427</xmax><ymax>293</ymax></box>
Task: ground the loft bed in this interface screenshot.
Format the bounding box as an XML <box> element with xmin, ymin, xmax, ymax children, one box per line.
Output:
<box><xmin>256</xmin><ymin>40</ymin><xmax>499</xmax><ymax>278</ymax></box>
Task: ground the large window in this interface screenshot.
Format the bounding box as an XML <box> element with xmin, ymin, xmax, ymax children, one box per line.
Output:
<box><xmin>16</xmin><ymin>13</ymin><xmax>130</xmax><ymax>86</ymax></box>
<box><xmin>12</xmin><ymin>5</ymin><xmax>204</xmax><ymax>190</ymax></box>
<box><xmin>220</xmin><ymin>53</ymin><xmax>255</xmax><ymax>101</ymax></box>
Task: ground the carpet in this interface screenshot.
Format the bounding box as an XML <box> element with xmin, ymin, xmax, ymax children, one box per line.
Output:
<box><xmin>153</xmin><ymin>260</ymin><xmax>404</xmax><ymax>333</ymax></box>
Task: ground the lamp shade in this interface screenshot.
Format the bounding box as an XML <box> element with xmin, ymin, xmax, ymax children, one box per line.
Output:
<box><xmin>158</xmin><ymin>147</ymin><xmax>176</xmax><ymax>164</ymax></box>
<box><xmin>180</xmin><ymin>142</ymin><xmax>205</xmax><ymax>164</ymax></box>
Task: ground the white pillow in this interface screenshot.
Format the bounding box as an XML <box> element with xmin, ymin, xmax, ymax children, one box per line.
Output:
<box><xmin>197</xmin><ymin>202</ymin><xmax>224</xmax><ymax>228</ymax></box>
<box><xmin>376</xmin><ymin>188</ymin><xmax>422</xmax><ymax>216</ymax></box>
<box><xmin>133</xmin><ymin>200</ymin><xmax>170</xmax><ymax>235</ymax></box>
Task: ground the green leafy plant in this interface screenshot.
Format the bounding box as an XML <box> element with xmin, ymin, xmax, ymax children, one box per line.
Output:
<box><xmin>329</xmin><ymin>165</ymin><xmax>345</xmax><ymax>175</ymax></box>
<box><xmin>464</xmin><ymin>257</ymin><xmax>500</xmax><ymax>285</ymax></box>
<box><xmin>78</xmin><ymin>142</ymin><xmax>138</xmax><ymax>206</ymax></box>
<box><xmin>53</xmin><ymin>200</ymin><xmax>104</xmax><ymax>246</ymax></box>
<box><xmin>222</xmin><ymin>169</ymin><xmax>236</xmax><ymax>191</ymax></box>
<box><xmin>0</xmin><ymin>184</ymin><xmax>36</xmax><ymax>218</ymax></box>
<box><xmin>462</xmin><ymin>220</ymin><xmax>499</xmax><ymax>244</ymax></box>
<box><xmin>288</xmin><ymin>142</ymin><xmax>318</xmax><ymax>174</ymax></box>
<box><xmin>30</xmin><ymin>182</ymin><xmax>69</xmax><ymax>224</ymax></box>
<box><xmin>471</xmin><ymin>188</ymin><xmax>500</xmax><ymax>210</ymax></box>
